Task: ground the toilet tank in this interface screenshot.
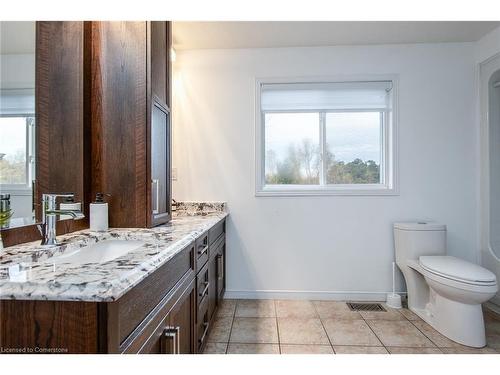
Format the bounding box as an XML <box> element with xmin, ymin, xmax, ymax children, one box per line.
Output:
<box><xmin>394</xmin><ymin>222</ymin><xmax>447</xmax><ymax>265</ymax></box>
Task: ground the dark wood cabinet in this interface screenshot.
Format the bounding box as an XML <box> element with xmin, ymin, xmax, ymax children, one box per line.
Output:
<box><xmin>0</xmin><ymin>219</ymin><xmax>226</xmax><ymax>354</ymax></box>
<box><xmin>150</xmin><ymin>22</ymin><xmax>168</xmax><ymax>105</ymax></box>
<box><xmin>89</xmin><ymin>21</ymin><xmax>172</xmax><ymax>228</ymax></box>
<box><xmin>138</xmin><ymin>278</ymin><xmax>195</xmax><ymax>354</ymax></box>
<box><xmin>196</xmin><ymin>220</ymin><xmax>227</xmax><ymax>352</ymax></box>
<box><xmin>150</xmin><ymin>100</ymin><xmax>171</xmax><ymax>226</ymax></box>
<box><xmin>168</xmin><ymin>279</ymin><xmax>196</xmax><ymax>354</ymax></box>
<box><xmin>89</xmin><ymin>21</ymin><xmax>148</xmax><ymax>228</ymax></box>
<box><xmin>147</xmin><ymin>21</ymin><xmax>172</xmax><ymax>227</ymax></box>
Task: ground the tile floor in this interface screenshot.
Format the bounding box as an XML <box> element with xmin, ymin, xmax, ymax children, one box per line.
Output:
<box><xmin>202</xmin><ymin>299</ymin><xmax>500</xmax><ymax>354</ymax></box>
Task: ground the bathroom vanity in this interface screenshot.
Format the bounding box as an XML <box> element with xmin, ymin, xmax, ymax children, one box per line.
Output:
<box><xmin>0</xmin><ymin>21</ymin><xmax>225</xmax><ymax>355</ymax></box>
<box><xmin>0</xmin><ymin>204</ymin><xmax>227</xmax><ymax>354</ymax></box>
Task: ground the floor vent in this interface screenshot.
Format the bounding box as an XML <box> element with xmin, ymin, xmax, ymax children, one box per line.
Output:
<box><xmin>347</xmin><ymin>302</ymin><xmax>386</xmax><ymax>312</ymax></box>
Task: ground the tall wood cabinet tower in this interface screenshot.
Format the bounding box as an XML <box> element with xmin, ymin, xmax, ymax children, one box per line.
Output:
<box><xmin>88</xmin><ymin>21</ymin><xmax>172</xmax><ymax>228</ymax></box>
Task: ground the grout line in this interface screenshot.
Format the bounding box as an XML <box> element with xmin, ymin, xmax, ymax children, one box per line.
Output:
<box><xmin>314</xmin><ymin>301</ymin><xmax>336</xmax><ymax>354</ymax></box>
<box><xmin>406</xmin><ymin>318</ymin><xmax>440</xmax><ymax>349</ymax></box>
<box><xmin>274</xmin><ymin>300</ymin><xmax>282</xmax><ymax>354</ymax></box>
<box><xmin>358</xmin><ymin>305</ymin><xmax>390</xmax><ymax>353</ymax></box>
<box><xmin>217</xmin><ymin>299</ymin><xmax>500</xmax><ymax>354</ymax></box>
<box><xmin>224</xmin><ymin>300</ymin><xmax>237</xmax><ymax>354</ymax></box>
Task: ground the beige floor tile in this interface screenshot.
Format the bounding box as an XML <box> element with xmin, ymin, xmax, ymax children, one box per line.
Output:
<box><xmin>216</xmin><ymin>299</ymin><xmax>237</xmax><ymax>318</ymax></box>
<box><xmin>323</xmin><ymin>319</ymin><xmax>382</xmax><ymax>346</ymax></box>
<box><xmin>334</xmin><ymin>346</ymin><xmax>388</xmax><ymax>354</ymax></box>
<box><xmin>207</xmin><ymin>316</ymin><xmax>233</xmax><ymax>343</ymax></box>
<box><xmin>387</xmin><ymin>347</ymin><xmax>442</xmax><ymax>354</ymax></box>
<box><xmin>202</xmin><ymin>342</ymin><xmax>228</xmax><ymax>354</ymax></box>
<box><xmin>276</xmin><ymin>300</ymin><xmax>318</xmax><ymax>318</ymax></box>
<box><xmin>359</xmin><ymin>304</ymin><xmax>406</xmax><ymax>321</ymax></box>
<box><xmin>441</xmin><ymin>347</ymin><xmax>498</xmax><ymax>354</ymax></box>
<box><xmin>230</xmin><ymin>317</ymin><xmax>279</xmax><ymax>344</ymax></box>
<box><xmin>227</xmin><ymin>343</ymin><xmax>279</xmax><ymax>354</ymax></box>
<box><xmin>235</xmin><ymin>299</ymin><xmax>276</xmax><ymax>318</ymax></box>
<box><xmin>278</xmin><ymin>318</ymin><xmax>330</xmax><ymax>345</ymax></box>
<box><xmin>398</xmin><ymin>308</ymin><xmax>421</xmax><ymax>321</ymax></box>
<box><xmin>367</xmin><ymin>320</ymin><xmax>436</xmax><ymax>348</ymax></box>
<box><xmin>313</xmin><ymin>301</ymin><xmax>362</xmax><ymax>320</ymax></box>
<box><xmin>411</xmin><ymin>320</ymin><xmax>463</xmax><ymax>348</ymax></box>
<box><xmin>281</xmin><ymin>344</ymin><xmax>334</xmax><ymax>354</ymax></box>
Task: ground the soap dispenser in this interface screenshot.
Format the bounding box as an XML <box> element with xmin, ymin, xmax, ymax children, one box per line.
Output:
<box><xmin>90</xmin><ymin>193</ymin><xmax>109</xmax><ymax>231</ymax></box>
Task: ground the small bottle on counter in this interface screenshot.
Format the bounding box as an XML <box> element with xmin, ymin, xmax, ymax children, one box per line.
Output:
<box><xmin>90</xmin><ymin>193</ymin><xmax>109</xmax><ymax>231</ymax></box>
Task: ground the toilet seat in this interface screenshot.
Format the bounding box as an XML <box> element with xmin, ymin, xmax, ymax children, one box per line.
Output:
<box><xmin>419</xmin><ymin>256</ymin><xmax>497</xmax><ymax>286</ymax></box>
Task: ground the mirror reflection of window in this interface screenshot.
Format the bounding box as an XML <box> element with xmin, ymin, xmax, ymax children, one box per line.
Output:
<box><xmin>0</xmin><ymin>21</ymin><xmax>36</xmax><ymax>226</ymax></box>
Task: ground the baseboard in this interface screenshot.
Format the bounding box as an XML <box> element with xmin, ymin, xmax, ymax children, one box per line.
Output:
<box><xmin>224</xmin><ymin>289</ymin><xmax>407</xmax><ymax>301</ymax></box>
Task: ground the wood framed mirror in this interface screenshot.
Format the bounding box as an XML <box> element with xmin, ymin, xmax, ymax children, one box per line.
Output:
<box><xmin>0</xmin><ymin>21</ymin><xmax>88</xmax><ymax>247</ymax></box>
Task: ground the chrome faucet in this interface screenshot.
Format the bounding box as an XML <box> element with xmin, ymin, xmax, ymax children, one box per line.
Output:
<box><xmin>38</xmin><ymin>193</ymin><xmax>85</xmax><ymax>246</ymax></box>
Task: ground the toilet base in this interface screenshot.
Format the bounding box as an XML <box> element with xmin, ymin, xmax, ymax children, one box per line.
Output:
<box><xmin>411</xmin><ymin>289</ymin><xmax>486</xmax><ymax>348</ymax></box>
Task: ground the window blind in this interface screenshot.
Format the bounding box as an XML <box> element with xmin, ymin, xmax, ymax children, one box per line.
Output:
<box><xmin>0</xmin><ymin>88</ymin><xmax>35</xmax><ymax>115</ymax></box>
<box><xmin>260</xmin><ymin>81</ymin><xmax>392</xmax><ymax>111</ymax></box>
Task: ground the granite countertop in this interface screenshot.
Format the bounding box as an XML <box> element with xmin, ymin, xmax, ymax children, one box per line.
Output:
<box><xmin>0</xmin><ymin>202</ymin><xmax>227</xmax><ymax>302</ymax></box>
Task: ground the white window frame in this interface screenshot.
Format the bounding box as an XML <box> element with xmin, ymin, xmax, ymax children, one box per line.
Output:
<box><xmin>255</xmin><ymin>75</ymin><xmax>399</xmax><ymax>197</ymax></box>
<box><xmin>0</xmin><ymin>114</ymin><xmax>36</xmax><ymax>195</ymax></box>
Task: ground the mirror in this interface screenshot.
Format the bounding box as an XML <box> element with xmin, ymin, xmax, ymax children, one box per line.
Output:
<box><xmin>0</xmin><ymin>21</ymin><xmax>36</xmax><ymax>229</ymax></box>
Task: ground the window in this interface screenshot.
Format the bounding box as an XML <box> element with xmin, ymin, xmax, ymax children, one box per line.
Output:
<box><xmin>0</xmin><ymin>88</ymin><xmax>36</xmax><ymax>192</ymax></box>
<box><xmin>0</xmin><ymin>116</ymin><xmax>36</xmax><ymax>190</ymax></box>
<box><xmin>256</xmin><ymin>78</ymin><xmax>397</xmax><ymax>196</ymax></box>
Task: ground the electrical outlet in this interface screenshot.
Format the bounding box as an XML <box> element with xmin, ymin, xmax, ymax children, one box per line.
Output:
<box><xmin>172</xmin><ymin>167</ymin><xmax>178</xmax><ymax>181</ymax></box>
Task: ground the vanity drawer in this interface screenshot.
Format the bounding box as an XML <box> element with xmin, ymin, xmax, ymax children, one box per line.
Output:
<box><xmin>116</xmin><ymin>241</ymin><xmax>195</xmax><ymax>345</ymax></box>
<box><xmin>195</xmin><ymin>231</ymin><xmax>209</xmax><ymax>271</ymax></box>
<box><xmin>208</xmin><ymin>219</ymin><xmax>225</xmax><ymax>245</ymax></box>
<box><xmin>197</xmin><ymin>262</ymin><xmax>210</xmax><ymax>307</ymax></box>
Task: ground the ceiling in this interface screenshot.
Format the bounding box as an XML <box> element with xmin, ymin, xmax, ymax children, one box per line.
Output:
<box><xmin>173</xmin><ymin>21</ymin><xmax>500</xmax><ymax>50</ymax></box>
<box><xmin>0</xmin><ymin>21</ymin><xmax>35</xmax><ymax>54</ymax></box>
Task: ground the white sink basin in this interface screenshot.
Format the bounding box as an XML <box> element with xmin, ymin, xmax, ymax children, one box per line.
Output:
<box><xmin>47</xmin><ymin>239</ymin><xmax>145</xmax><ymax>264</ymax></box>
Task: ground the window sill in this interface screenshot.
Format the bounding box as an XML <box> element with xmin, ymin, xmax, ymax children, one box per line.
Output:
<box><xmin>256</xmin><ymin>185</ymin><xmax>399</xmax><ymax>197</ymax></box>
<box><xmin>0</xmin><ymin>187</ymin><xmax>32</xmax><ymax>196</ymax></box>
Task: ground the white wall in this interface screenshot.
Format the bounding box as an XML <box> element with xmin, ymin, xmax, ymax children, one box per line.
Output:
<box><xmin>476</xmin><ymin>26</ymin><xmax>500</xmax><ymax>63</ymax></box>
<box><xmin>173</xmin><ymin>43</ymin><xmax>477</xmax><ymax>300</ymax></box>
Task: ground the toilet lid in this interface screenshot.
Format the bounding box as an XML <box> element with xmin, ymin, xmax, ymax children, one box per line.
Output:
<box><xmin>419</xmin><ymin>256</ymin><xmax>497</xmax><ymax>284</ymax></box>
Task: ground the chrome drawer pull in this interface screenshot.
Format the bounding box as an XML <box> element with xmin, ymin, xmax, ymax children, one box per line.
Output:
<box><xmin>199</xmin><ymin>282</ymin><xmax>210</xmax><ymax>298</ymax></box>
<box><xmin>152</xmin><ymin>179</ymin><xmax>159</xmax><ymax>214</ymax></box>
<box><xmin>217</xmin><ymin>254</ymin><xmax>224</xmax><ymax>280</ymax></box>
<box><xmin>197</xmin><ymin>245</ymin><xmax>208</xmax><ymax>256</ymax></box>
<box><xmin>199</xmin><ymin>322</ymin><xmax>209</xmax><ymax>344</ymax></box>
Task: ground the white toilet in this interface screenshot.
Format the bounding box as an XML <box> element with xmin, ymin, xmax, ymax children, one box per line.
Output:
<box><xmin>394</xmin><ymin>222</ymin><xmax>498</xmax><ymax>348</ymax></box>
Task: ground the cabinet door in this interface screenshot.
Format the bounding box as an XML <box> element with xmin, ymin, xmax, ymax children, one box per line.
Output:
<box><xmin>168</xmin><ymin>279</ymin><xmax>196</xmax><ymax>354</ymax></box>
<box><xmin>150</xmin><ymin>101</ymin><xmax>171</xmax><ymax>226</ymax></box>
<box><xmin>151</xmin><ymin>21</ymin><xmax>167</xmax><ymax>105</ymax></box>
<box><xmin>138</xmin><ymin>315</ymin><xmax>175</xmax><ymax>354</ymax></box>
<box><xmin>207</xmin><ymin>254</ymin><xmax>218</xmax><ymax>320</ymax></box>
